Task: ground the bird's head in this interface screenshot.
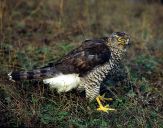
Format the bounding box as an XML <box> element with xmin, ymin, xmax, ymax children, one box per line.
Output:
<box><xmin>106</xmin><ymin>32</ymin><xmax>130</xmax><ymax>52</ymax></box>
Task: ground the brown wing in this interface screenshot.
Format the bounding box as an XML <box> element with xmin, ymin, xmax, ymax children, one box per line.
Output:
<box><xmin>52</xmin><ymin>38</ymin><xmax>111</xmax><ymax>76</ymax></box>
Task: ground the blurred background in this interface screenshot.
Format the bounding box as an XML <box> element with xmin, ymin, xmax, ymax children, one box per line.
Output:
<box><xmin>0</xmin><ymin>0</ymin><xmax>163</xmax><ymax>127</ymax></box>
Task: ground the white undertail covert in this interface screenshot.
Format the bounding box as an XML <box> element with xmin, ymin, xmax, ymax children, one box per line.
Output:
<box><xmin>43</xmin><ymin>73</ymin><xmax>80</xmax><ymax>93</ymax></box>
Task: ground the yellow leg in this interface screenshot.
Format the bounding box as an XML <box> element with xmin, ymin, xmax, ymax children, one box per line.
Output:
<box><xmin>96</xmin><ymin>95</ymin><xmax>116</xmax><ymax>113</ymax></box>
<box><xmin>98</xmin><ymin>93</ymin><xmax>113</xmax><ymax>102</ymax></box>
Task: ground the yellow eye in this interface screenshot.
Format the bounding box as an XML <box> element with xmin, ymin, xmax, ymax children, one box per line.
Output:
<box><xmin>118</xmin><ymin>37</ymin><xmax>126</xmax><ymax>45</ymax></box>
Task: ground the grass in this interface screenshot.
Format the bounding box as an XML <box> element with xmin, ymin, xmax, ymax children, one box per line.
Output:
<box><xmin>0</xmin><ymin>0</ymin><xmax>163</xmax><ymax>127</ymax></box>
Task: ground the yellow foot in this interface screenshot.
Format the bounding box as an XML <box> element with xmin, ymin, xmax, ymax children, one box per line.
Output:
<box><xmin>97</xmin><ymin>105</ymin><xmax>116</xmax><ymax>113</ymax></box>
<box><xmin>96</xmin><ymin>94</ymin><xmax>116</xmax><ymax>113</ymax></box>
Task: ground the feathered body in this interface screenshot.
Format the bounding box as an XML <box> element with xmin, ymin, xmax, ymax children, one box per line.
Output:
<box><xmin>8</xmin><ymin>32</ymin><xmax>130</xmax><ymax>101</ymax></box>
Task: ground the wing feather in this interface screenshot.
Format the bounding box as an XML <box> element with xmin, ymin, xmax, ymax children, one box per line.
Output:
<box><xmin>47</xmin><ymin>38</ymin><xmax>111</xmax><ymax>75</ymax></box>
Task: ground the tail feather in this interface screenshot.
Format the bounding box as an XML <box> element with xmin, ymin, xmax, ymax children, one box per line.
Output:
<box><xmin>8</xmin><ymin>67</ymin><xmax>60</xmax><ymax>81</ymax></box>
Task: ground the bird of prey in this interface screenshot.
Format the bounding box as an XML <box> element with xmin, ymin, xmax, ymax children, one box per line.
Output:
<box><xmin>8</xmin><ymin>32</ymin><xmax>130</xmax><ymax>113</ymax></box>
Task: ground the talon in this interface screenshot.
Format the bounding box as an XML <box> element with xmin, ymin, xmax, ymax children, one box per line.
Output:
<box><xmin>97</xmin><ymin>105</ymin><xmax>116</xmax><ymax>113</ymax></box>
<box><xmin>96</xmin><ymin>95</ymin><xmax>116</xmax><ymax>113</ymax></box>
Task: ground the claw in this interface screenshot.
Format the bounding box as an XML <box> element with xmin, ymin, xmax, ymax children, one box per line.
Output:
<box><xmin>96</xmin><ymin>95</ymin><xmax>116</xmax><ymax>113</ymax></box>
<box><xmin>97</xmin><ymin>105</ymin><xmax>116</xmax><ymax>113</ymax></box>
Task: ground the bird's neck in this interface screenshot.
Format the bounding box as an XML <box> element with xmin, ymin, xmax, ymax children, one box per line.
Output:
<box><xmin>110</xmin><ymin>49</ymin><xmax>124</xmax><ymax>62</ymax></box>
<box><xmin>102</xmin><ymin>49</ymin><xmax>125</xmax><ymax>75</ymax></box>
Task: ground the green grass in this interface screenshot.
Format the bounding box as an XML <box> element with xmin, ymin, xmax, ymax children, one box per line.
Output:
<box><xmin>0</xmin><ymin>0</ymin><xmax>163</xmax><ymax>127</ymax></box>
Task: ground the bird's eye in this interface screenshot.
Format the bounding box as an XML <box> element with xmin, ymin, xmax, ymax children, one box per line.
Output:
<box><xmin>118</xmin><ymin>37</ymin><xmax>126</xmax><ymax>45</ymax></box>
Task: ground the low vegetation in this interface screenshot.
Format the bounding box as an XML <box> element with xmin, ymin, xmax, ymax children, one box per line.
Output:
<box><xmin>0</xmin><ymin>0</ymin><xmax>163</xmax><ymax>127</ymax></box>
